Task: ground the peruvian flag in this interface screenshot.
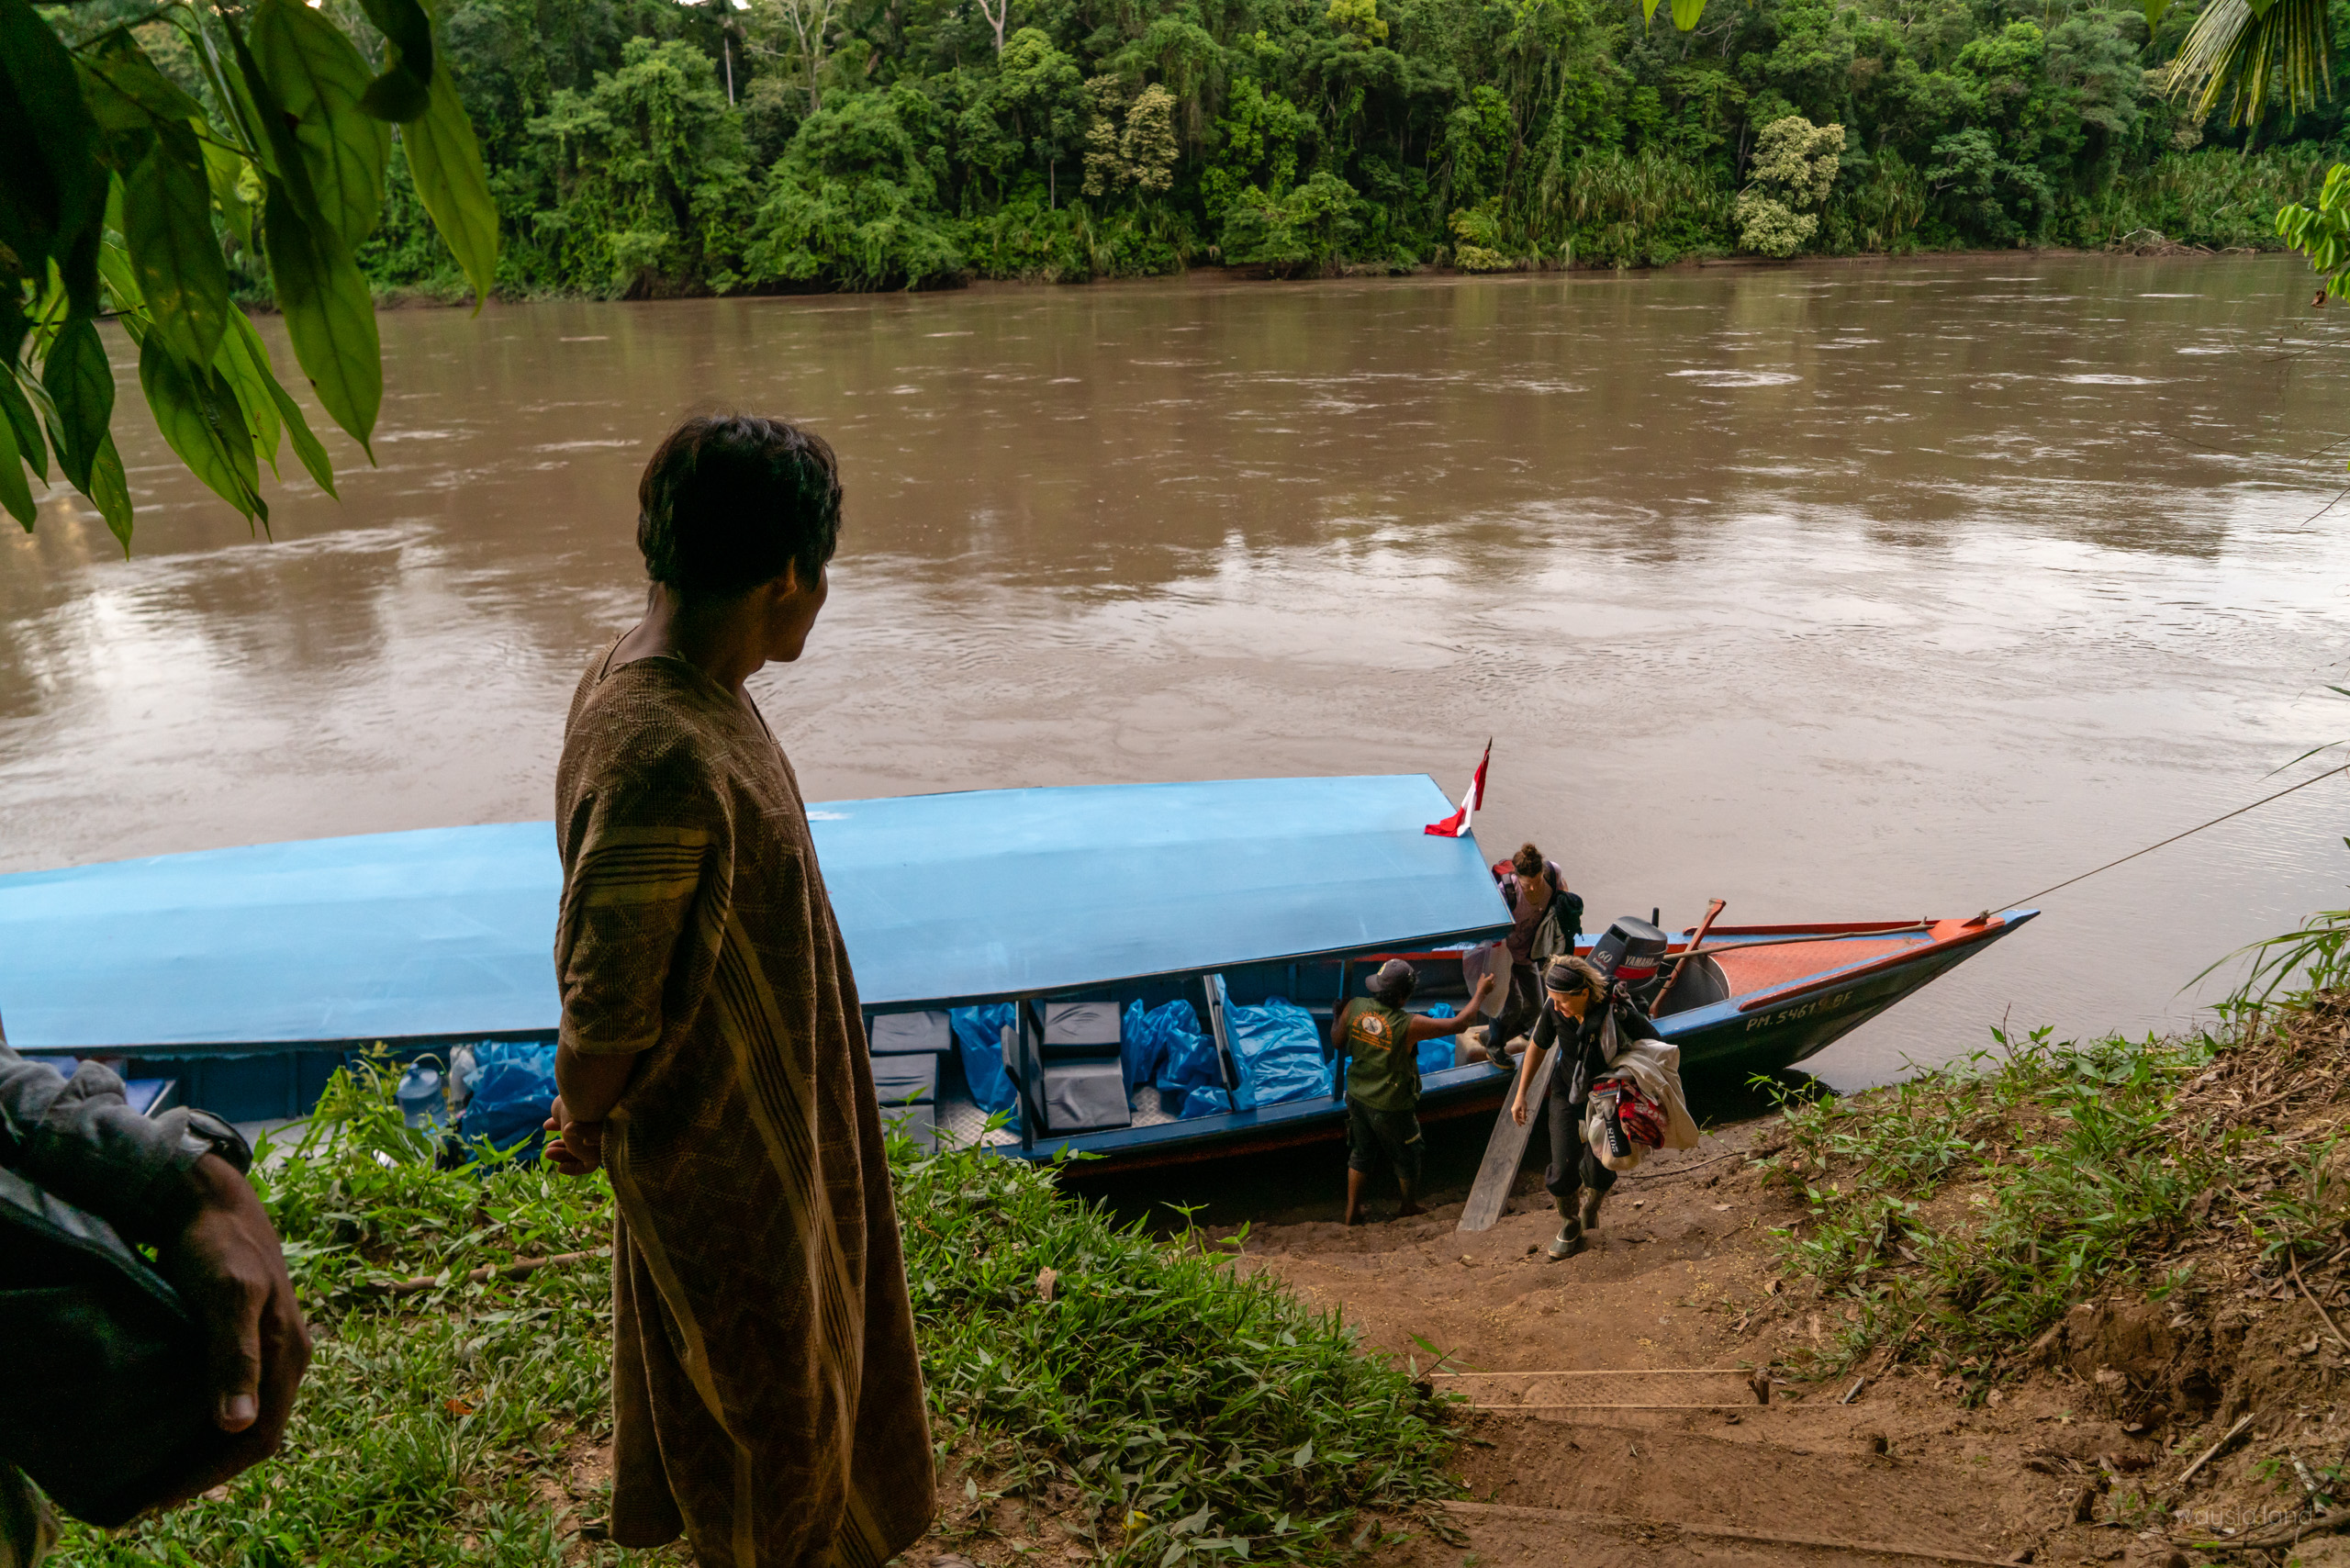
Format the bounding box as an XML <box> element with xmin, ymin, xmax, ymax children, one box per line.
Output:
<box><xmin>1424</xmin><ymin>741</ymin><xmax>1491</xmax><ymax>837</ymax></box>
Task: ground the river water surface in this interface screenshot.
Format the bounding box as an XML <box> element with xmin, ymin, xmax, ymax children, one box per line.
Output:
<box><xmin>9</xmin><ymin>254</ymin><xmax>2350</xmax><ymax>1088</ymax></box>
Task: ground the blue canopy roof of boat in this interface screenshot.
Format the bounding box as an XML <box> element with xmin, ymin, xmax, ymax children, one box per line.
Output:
<box><xmin>818</xmin><ymin>775</ymin><xmax>1509</xmax><ymax>1008</ymax></box>
<box><xmin>0</xmin><ymin>775</ymin><xmax>1509</xmax><ymax>1052</ymax></box>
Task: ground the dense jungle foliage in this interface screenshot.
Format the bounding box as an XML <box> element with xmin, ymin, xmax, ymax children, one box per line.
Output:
<box><xmin>73</xmin><ymin>0</ymin><xmax>2350</xmax><ymax>295</ymax></box>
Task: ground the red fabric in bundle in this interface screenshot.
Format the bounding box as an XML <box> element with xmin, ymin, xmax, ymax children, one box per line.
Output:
<box><xmin>1599</xmin><ymin>1078</ymin><xmax>1668</xmax><ymax>1148</ymax></box>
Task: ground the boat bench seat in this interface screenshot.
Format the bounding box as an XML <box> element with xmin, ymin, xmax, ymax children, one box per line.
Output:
<box><xmin>868</xmin><ymin>1010</ymin><xmax>952</xmax><ymax>1056</ymax></box>
<box><xmin>1039</xmin><ymin>1002</ymin><xmax>1120</xmax><ymax>1060</ymax></box>
<box><xmin>1040</xmin><ymin>1060</ymin><xmax>1131</xmax><ymax>1133</ymax></box>
<box><xmin>869</xmin><ymin>1053</ymin><xmax>938</xmax><ymax>1151</ymax></box>
<box><xmin>871</xmin><ymin>1053</ymin><xmax>936</xmax><ymax>1106</ymax></box>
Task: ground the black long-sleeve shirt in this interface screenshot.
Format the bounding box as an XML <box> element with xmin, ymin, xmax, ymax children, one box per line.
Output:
<box><xmin>1529</xmin><ymin>995</ymin><xmax>1660</xmax><ymax>1105</ymax></box>
<box><xmin>0</xmin><ymin>1037</ymin><xmax>223</xmax><ymax>1243</ymax></box>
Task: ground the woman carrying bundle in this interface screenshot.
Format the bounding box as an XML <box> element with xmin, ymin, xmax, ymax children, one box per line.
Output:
<box><xmin>1507</xmin><ymin>955</ymin><xmax>1661</xmax><ymax>1259</ymax></box>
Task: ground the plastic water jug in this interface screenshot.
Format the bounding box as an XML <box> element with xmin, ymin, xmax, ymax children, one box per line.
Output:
<box><xmin>396</xmin><ymin>1063</ymin><xmax>445</xmax><ymax>1130</ymax></box>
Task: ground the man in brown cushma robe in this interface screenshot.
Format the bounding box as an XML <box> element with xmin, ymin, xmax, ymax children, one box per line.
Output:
<box><xmin>545</xmin><ymin>415</ymin><xmax>934</xmax><ymax>1568</ymax></box>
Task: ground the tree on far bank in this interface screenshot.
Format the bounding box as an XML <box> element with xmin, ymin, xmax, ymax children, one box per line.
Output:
<box><xmin>1735</xmin><ymin>116</ymin><xmax>1844</xmax><ymax>256</ymax></box>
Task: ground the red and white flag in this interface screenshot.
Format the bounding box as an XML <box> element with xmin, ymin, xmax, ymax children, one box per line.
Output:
<box><xmin>1424</xmin><ymin>741</ymin><xmax>1491</xmax><ymax>837</ymax></box>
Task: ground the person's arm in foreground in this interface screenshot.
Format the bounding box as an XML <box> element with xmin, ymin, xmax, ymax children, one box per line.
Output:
<box><xmin>1399</xmin><ymin>973</ymin><xmax>1495</xmax><ymax>1046</ymax></box>
<box><xmin>1508</xmin><ymin>1001</ymin><xmax>1567</xmax><ymax>1126</ymax></box>
<box><xmin>0</xmin><ymin>1043</ymin><xmax>309</xmax><ymax>1501</ymax></box>
<box><xmin>546</xmin><ymin>1046</ymin><xmax>635</xmax><ymax>1177</ymax></box>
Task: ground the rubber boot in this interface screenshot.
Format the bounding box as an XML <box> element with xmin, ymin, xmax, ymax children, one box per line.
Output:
<box><xmin>1579</xmin><ymin>1187</ymin><xmax>1604</xmax><ymax>1240</ymax></box>
<box><xmin>1545</xmin><ymin>1193</ymin><xmax>1584</xmax><ymax>1260</ymax></box>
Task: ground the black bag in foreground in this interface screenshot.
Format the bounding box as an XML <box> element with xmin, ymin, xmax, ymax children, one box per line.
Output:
<box><xmin>0</xmin><ymin>1165</ymin><xmax>230</xmax><ymax>1528</ymax></box>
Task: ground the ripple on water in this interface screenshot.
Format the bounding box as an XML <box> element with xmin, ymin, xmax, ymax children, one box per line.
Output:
<box><xmin>1668</xmin><ymin>369</ymin><xmax>1802</xmax><ymax>386</ymax></box>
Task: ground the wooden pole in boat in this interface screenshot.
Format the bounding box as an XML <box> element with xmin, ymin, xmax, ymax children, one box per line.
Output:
<box><xmin>1652</xmin><ymin>899</ymin><xmax>1726</xmax><ymax>1014</ymax></box>
<box><xmin>1674</xmin><ymin>921</ymin><xmax>1934</xmax><ymax>959</ymax></box>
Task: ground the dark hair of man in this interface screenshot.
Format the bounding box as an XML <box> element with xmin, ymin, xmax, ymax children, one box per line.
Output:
<box><xmin>1511</xmin><ymin>843</ymin><xmax>1545</xmax><ymax>879</ymax></box>
<box><xmin>636</xmin><ymin>414</ymin><xmax>842</xmax><ymax>602</ymax></box>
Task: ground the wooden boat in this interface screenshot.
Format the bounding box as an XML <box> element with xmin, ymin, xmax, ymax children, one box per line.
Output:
<box><xmin>0</xmin><ymin>776</ymin><xmax>2033</xmax><ymax>1164</ymax></box>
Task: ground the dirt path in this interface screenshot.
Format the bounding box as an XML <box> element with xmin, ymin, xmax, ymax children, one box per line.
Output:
<box><xmin>1232</xmin><ymin>1123</ymin><xmax>2188</xmax><ymax>1568</ymax></box>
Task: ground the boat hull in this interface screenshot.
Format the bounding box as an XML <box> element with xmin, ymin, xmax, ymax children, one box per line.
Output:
<box><xmin>1010</xmin><ymin>910</ymin><xmax>2035</xmax><ymax>1175</ymax></box>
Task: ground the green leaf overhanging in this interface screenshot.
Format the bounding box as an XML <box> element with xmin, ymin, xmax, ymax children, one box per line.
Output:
<box><xmin>0</xmin><ymin>0</ymin><xmax>106</xmax><ymax>310</ymax></box>
<box><xmin>250</xmin><ymin>0</ymin><xmax>391</xmax><ymax>250</ymax></box>
<box><xmin>137</xmin><ymin>331</ymin><xmax>265</xmax><ymax>526</ymax></box>
<box><xmin>227</xmin><ymin>308</ymin><xmax>337</xmax><ymax>498</ymax></box>
<box><xmin>352</xmin><ymin>0</ymin><xmax>434</xmax><ymax>122</ymax></box>
<box><xmin>0</xmin><ymin>395</ymin><xmax>36</xmax><ymax>531</ymax></box>
<box><xmin>223</xmin><ymin>16</ymin><xmax>330</xmax><ymax>237</ymax></box>
<box><xmin>212</xmin><ymin>307</ymin><xmax>283</xmax><ymax>470</ymax></box>
<box><xmin>81</xmin><ymin>30</ymin><xmax>208</xmax><ymax>127</ymax></box>
<box><xmin>397</xmin><ymin>62</ymin><xmax>498</xmax><ymax>307</ymax></box>
<box><xmin>39</xmin><ymin>316</ymin><xmax>113</xmax><ymax>494</ymax></box>
<box><xmin>124</xmin><ymin>120</ymin><xmax>235</xmax><ymax>369</ymax></box>
<box><xmin>261</xmin><ymin>175</ymin><xmax>381</xmax><ymax>454</ymax></box>
<box><xmin>0</xmin><ymin>375</ymin><xmax>47</xmax><ymax>486</ymax></box>
<box><xmin>197</xmin><ymin>132</ymin><xmax>255</xmax><ymax>249</ymax></box>
<box><xmin>85</xmin><ymin>432</ymin><xmax>133</xmax><ymax>554</ymax></box>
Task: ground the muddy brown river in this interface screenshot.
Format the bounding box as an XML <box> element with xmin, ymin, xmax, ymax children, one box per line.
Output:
<box><xmin>7</xmin><ymin>253</ymin><xmax>2350</xmax><ymax>1088</ymax></box>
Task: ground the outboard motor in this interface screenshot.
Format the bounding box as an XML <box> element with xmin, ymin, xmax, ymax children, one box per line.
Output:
<box><xmin>1589</xmin><ymin>916</ymin><xmax>1671</xmax><ymax>1002</ymax></box>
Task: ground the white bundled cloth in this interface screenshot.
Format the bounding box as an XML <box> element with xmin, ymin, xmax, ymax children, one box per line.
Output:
<box><xmin>1461</xmin><ymin>942</ymin><xmax>1512</xmax><ymax>1019</ymax></box>
<box><xmin>1583</xmin><ymin>1011</ymin><xmax>1702</xmax><ymax>1172</ymax></box>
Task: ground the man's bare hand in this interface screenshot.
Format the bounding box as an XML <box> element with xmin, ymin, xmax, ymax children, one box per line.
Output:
<box><xmin>543</xmin><ymin>1096</ymin><xmax>605</xmax><ymax>1177</ymax></box>
<box><xmin>153</xmin><ymin>1153</ymin><xmax>311</xmax><ymax>1506</ymax></box>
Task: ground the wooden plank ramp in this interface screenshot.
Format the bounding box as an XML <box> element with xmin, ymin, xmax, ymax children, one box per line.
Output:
<box><xmin>1456</xmin><ymin>1043</ymin><xmax>1554</xmax><ymax>1232</ymax></box>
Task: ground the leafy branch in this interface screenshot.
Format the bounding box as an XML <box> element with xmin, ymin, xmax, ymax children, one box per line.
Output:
<box><xmin>0</xmin><ymin>0</ymin><xmax>498</xmax><ymax>552</ymax></box>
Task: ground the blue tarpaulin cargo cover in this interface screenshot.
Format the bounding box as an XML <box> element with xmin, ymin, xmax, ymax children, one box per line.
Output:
<box><xmin>0</xmin><ymin>775</ymin><xmax>1508</xmax><ymax>1052</ymax></box>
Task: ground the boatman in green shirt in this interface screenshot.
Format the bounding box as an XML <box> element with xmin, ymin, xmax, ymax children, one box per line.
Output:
<box><xmin>1336</xmin><ymin>959</ymin><xmax>1494</xmax><ymax>1225</ymax></box>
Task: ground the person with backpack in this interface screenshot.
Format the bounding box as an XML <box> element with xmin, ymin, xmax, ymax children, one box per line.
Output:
<box><xmin>1478</xmin><ymin>843</ymin><xmax>1583</xmax><ymax>1070</ymax></box>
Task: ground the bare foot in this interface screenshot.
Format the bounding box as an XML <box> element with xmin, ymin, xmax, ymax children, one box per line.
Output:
<box><xmin>1344</xmin><ymin>1211</ymin><xmax>1362</xmax><ymax>1226</ymax></box>
<box><xmin>1396</xmin><ymin>1202</ymin><xmax>1426</xmax><ymax>1218</ymax></box>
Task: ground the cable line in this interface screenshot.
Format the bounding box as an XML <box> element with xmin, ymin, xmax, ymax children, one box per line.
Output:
<box><xmin>1998</xmin><ymin>763</ymin><xmax>2350</xmax><ymax>912</ymax></box>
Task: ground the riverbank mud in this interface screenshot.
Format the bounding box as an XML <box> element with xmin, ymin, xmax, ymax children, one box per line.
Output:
<box><xmin>1225</xmin><ymin>999</ymin><xmax>2350</xmax><ymax>1567</ymax></box>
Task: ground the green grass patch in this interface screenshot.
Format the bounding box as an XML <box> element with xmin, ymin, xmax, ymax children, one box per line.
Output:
<box><xmin>54</xmin><ymin>1058</ymin><xmax>1456</xmax><ymax>1566</ymax></box>
<box><xmin>1758</xmin><ymin>1025</ymin><xmax>2232</xmax><ymax>1373</ymax></box>
<box><xmin>901</xmin><ymin>1150</ymin><xmax>1456</xmax><ymax>1563</ymax></box>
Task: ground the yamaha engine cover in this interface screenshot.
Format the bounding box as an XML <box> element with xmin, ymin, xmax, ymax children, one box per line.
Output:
<box><xmin>1589</xmin><ymin>916</ymin><xmax>1671</xmax><ymax>989</ymax></box>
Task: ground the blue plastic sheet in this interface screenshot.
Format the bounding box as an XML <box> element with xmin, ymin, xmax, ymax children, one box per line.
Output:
<box><xmin>1123</xmin><ymin>999</ymin><xmax>1204</xmax><ymax>1095</ymax></box>
<box><xmin>950</xmin><ymin>1004</ymin><xmax>1018</xmax><ymax>1116</ymax></box>
<box><xmin>1153</xmin><ymin>1012</ymin><xmax>1224</xmax><ymax>1094</ymax></box>
<box><xmin>1416</xmin><ymin>1002</ymin><xmax>1457</xmax><ymax>1079</ymax></box>
<box><xmin>1179</xmin><ymin>1084</ymin><xmax>1233</xmax><ymax>1119</ymax></box>
<box><xmin>459</xmin><ymin>1040</ymin><xmax>557</xmax><ymax>1157</ymax></box>
<box><xmin>1226</xmin><ymin>996</ymin><xmax>1332</xmax><ymax>1109</ymax></box>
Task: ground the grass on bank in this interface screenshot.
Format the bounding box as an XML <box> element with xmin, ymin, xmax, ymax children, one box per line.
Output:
<box><xmin>53</xmin><ymin>1058</ymin><xmax>1457</xmax><ymax>1567</ymax></box>
<box><xmin>1758</xmin><ymin>988</ymin><xmax>2350</xmax><ymax>1381</ymax></box>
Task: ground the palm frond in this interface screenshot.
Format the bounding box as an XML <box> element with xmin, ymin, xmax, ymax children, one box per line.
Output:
<box><xmin>2166</xmin><ymin>0</ymin><xmax>2333</xmax><ymax>128</ymax></box>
